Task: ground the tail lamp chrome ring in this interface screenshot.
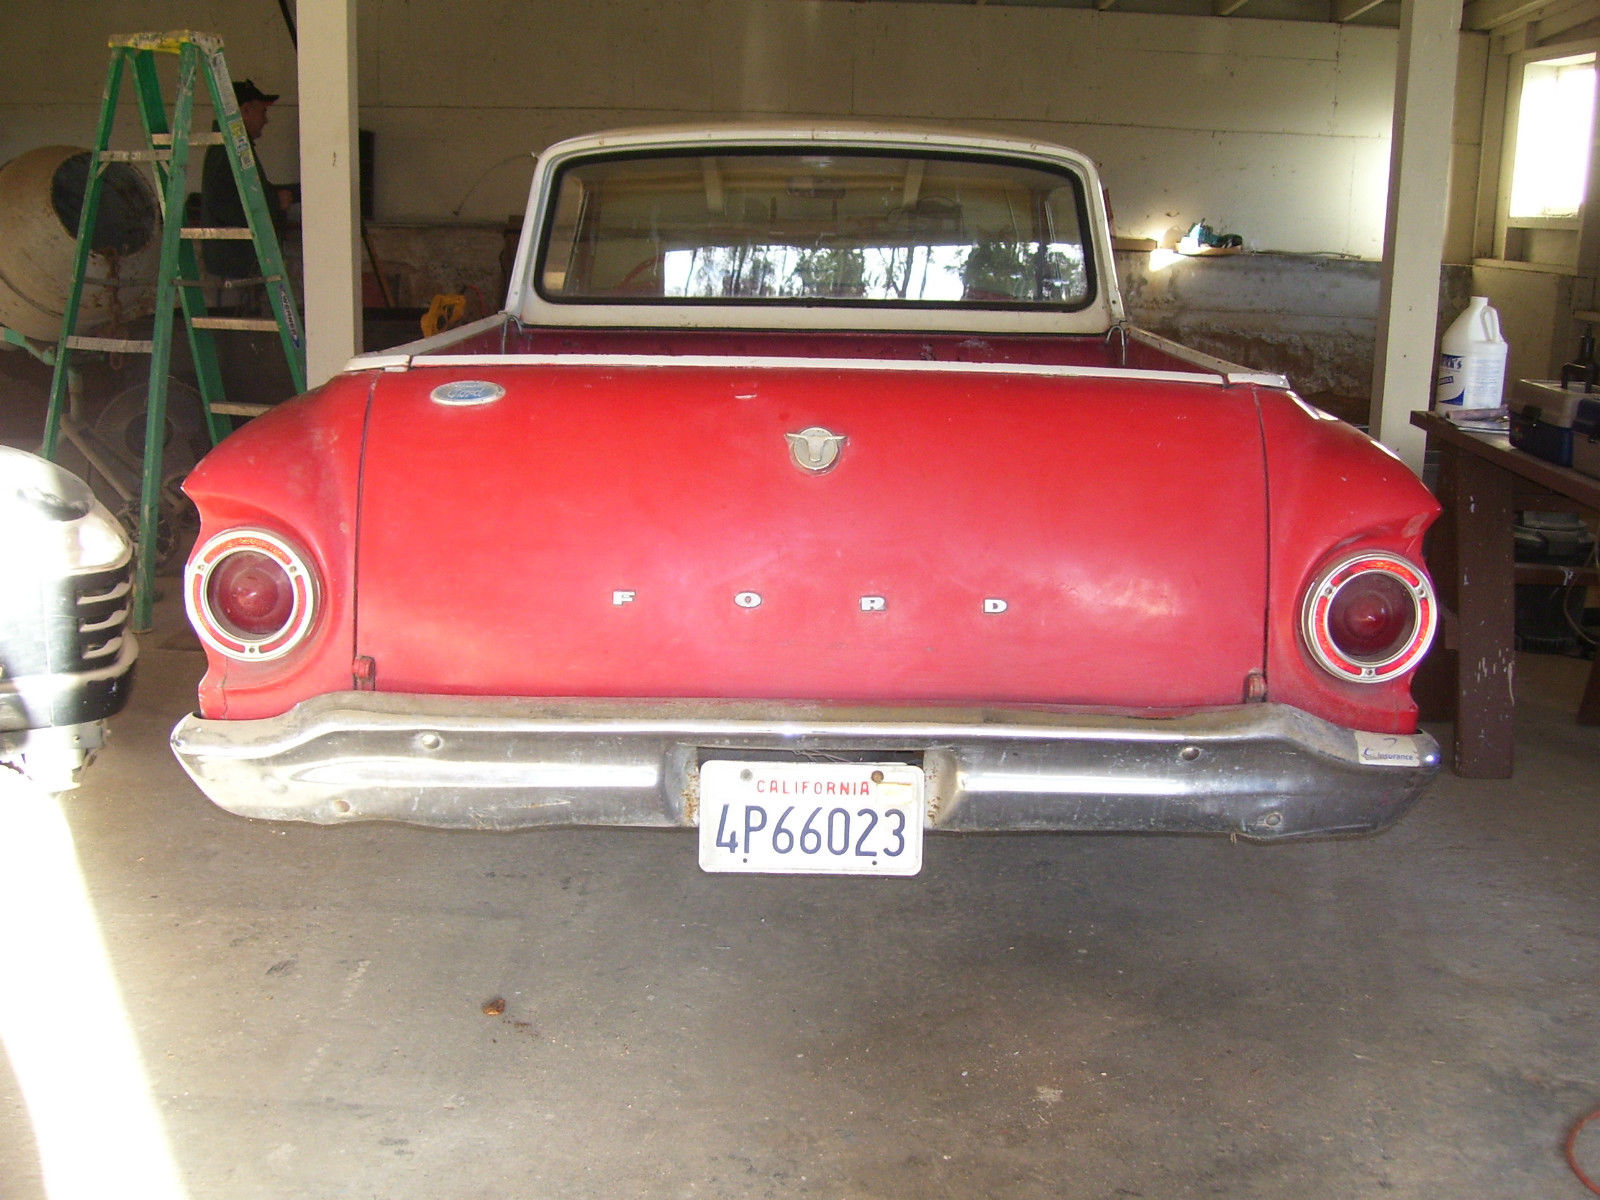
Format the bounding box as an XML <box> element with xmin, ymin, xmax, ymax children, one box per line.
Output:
<box><xmin>1302</xmin><ymin>552</ymin><xmax>1437</xmax><ymax>683</ymax></box>
<box><xmin>186</xmin><ymin>529</ymin><xmax>319</xmax><ymax>662</ymax></box>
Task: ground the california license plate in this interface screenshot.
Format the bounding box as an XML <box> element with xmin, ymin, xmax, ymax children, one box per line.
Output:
<box><xmin>697</xmin><ymin>760</ymin><xmax>925</xmax><ymax>876</ymax></box>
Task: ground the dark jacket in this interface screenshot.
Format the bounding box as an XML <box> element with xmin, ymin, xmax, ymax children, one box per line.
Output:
<box><xmin>199</xmin><ymin>130</ymin><xmax>281</xmax><ymax>279</ymax></box>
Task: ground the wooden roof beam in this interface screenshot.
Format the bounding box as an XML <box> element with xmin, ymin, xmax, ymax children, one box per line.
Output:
<box><xmin>1524</xmin><ymin>0</ymin><xmax>1600</xmax><ymax>39</ymax></box>
<box><xmin>1335</xmin><ymin>0</ymin><xmax>1390</xmax><ymax>19</ymax></box>
<box><xmin>1464</xmin><ymin>0</ymin><xmax>1557</xmax><ymax>31</ymax></box>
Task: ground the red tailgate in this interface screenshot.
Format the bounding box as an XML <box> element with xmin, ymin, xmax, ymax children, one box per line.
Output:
<box><xmin>355</xmin><ymin>362</ymin><xmax>1267</xmax><ymax>709</ymax></box>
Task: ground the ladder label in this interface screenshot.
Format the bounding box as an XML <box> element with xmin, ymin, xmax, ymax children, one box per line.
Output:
<box><xmin>225</xmin><ymin>116</ymin><xmax>255</xmax><ymax>170</ymax></box>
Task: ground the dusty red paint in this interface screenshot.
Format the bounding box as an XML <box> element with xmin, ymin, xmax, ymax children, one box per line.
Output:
<box><xmin>184</xmin><ymin>328</ymin><xmax>1436</xmax><ymax>733</ymax></box>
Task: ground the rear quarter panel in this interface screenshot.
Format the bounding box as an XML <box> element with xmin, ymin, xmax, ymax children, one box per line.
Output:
<box><xmin>182</xmin><ymin>375</ymin><xmax>371</xmax><ymax>719</ymax></box>
<box><xmin>1256</xmin><ymin>390</ymin><xmax>1440</xmax><ymax>733</ymax></box>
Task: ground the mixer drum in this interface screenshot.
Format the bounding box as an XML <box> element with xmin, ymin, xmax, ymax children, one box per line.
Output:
<box><xmin>0</xmin><ymin>145</ymin><xmax>159</xmax><ymax>342</ymax></box>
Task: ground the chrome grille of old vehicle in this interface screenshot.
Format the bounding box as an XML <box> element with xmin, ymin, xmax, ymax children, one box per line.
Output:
<box><xmin>71</xmin><ymin>564</ymin><xmax>134</xmax><ymax>671</ymax></box>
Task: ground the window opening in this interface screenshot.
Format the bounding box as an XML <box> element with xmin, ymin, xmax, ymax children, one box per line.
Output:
<box><xmin>1508</xmin><ymin>53</ymin><xmax>1597</xmax><ymax>221</ymax></box>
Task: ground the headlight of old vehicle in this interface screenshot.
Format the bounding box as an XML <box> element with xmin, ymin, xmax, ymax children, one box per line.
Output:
<box><xmin>10</xmin><ymin>450</ymin><xmax>129</xmax><ymax>575</ymax></box>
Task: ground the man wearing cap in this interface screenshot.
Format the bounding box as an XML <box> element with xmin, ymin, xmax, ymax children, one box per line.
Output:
<box><xmin>199</xmin><ymin>79</ymin><xmax>297</xmax><ymax>285</ymax></box>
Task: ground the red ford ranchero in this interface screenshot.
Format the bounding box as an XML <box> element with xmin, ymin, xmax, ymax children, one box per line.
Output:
<box><xmin>171</xmin><ymin>124</ymin><xmax>1441</xmax><ymax>876</ymax></box>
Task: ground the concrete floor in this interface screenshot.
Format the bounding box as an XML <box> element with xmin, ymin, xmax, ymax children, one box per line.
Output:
<box><xmin>2</xmin><ymin>587</ymin><xmax>1597</xmax><ymax>1200</ymax></box>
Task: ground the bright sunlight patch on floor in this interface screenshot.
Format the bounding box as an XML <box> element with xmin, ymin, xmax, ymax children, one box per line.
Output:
<box><xmin>0</xmin><ymin>770</ymin><xmax>188</xmax><ymax>1200</ymax></box>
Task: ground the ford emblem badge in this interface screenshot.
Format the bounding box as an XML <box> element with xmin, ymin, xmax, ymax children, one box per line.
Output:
<box><xmin>429</xmin><ymin>380</ymin><xmax>505</xmax><ymax>406</ymax></box>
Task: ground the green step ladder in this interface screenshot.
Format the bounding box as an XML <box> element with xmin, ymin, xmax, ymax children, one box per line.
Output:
<box><xmin>42</xmin><ymin>30</ymin><xmax>307</xmax><ymax>632</ymax></box>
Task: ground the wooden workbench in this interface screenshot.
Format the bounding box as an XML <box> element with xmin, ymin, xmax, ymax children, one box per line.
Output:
<box><xmin>1411</xmin><ymin>410</ymin><xmax>1600</xmax><ymax>777</ymax></box>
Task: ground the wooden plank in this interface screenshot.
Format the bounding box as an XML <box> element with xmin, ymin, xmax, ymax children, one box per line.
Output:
<box><xmin>1334</xmin><ymin>0</ymin><xmax>1389</xmax><ymax>21</ymax></box>
<box><xmin>1464</xmin><ymin>0</ymin><xmax>1559</xmax><ymax>30</ymax></box>
<box><xmin>1452</xmin><ymin>450</ymin><xmax>1519</xmax><ymax>777</ymax></box>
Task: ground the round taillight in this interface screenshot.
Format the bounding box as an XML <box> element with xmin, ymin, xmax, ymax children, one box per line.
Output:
<box><xmin>208</xmin><ymin>550</ymin><xmax>294</xmax><ymax>637</ymax></box>
<box><xmin>1302</xmin><ymin>553</ymin><xmax>1436</xmax><ymax>683</ymax></box>
<box><xmin>187</xmin><ymin>529</ymin><xmax>318</xmax><ymax>661</ymax></box>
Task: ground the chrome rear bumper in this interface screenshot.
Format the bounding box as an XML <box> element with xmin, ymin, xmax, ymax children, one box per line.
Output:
<box><xmin>170</xmin><ymin>695</ymin><xmax>1439</xmax><ymax>840</ymax></box>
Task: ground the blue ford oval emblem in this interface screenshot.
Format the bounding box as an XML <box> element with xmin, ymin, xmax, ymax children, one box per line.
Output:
<box><xmin>429</xmin><ymin>380</ymin><xmax>505</xmax><ymax>406</ymax></box>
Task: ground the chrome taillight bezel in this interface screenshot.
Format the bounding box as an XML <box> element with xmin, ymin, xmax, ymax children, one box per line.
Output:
<box><xmin>186</xmin><ymin>529</ymin><xmax>319</xmax><ymax>662</ymax></box>
<box><xmin>1301</xmin><ymin>552</ymin><xmax>1437</xmax><ymax>683</ymax></box>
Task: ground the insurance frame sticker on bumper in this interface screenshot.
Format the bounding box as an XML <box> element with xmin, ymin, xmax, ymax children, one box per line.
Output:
<box><xmin>697</xmin><ymin>759</ymin><xmax>925</xmax><ymax>875</ymax></box>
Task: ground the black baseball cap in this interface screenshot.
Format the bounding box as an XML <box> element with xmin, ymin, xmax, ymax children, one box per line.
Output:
<box><xmin>233</xmin><ymin>79</ymin><xmax>279</xmax><ymax>105</ymax></box>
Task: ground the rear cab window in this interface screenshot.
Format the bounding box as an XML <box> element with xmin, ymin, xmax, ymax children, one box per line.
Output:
<box><xmin>536</xmin><ymin>149</ymin><xmax>1097</xmax><ymax>313</ymax></box>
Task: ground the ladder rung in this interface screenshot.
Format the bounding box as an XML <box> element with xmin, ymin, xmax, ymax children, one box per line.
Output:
<box><xmin>98</xmin><ymin>149</ymin><xmax>170</xmax><ymax>164</ymax></box>
<box><xmin>64</xmin><ymin>335</ymin><xmax>154</xmax><ymax>354</ymax></box>
<box><xmin>181</xmin><ymin>227</ymin><xmax>256</xmax><ymax>240</ymax></box>
<box><xmin>190</xmin><ymin>317</ymin><xmax>282</xmax><ymax>332</ymax></box>
<box><xmin>175</xmin><ymin>274</ymin><xmax>282</xmax><ymax>289</ymax></box>
<box><xmin>152</xmin><ymin>132</ymin><xmax>225</xmax><ymax>147</ymax></box>
<box><xmin>210</xmin><ymin>402</ymin><xmax>273</xmax><ymax>417</ymax></box>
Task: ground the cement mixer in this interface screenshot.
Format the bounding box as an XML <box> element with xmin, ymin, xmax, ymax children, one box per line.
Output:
<box><xmin>0</xmin><ymin>145</ymin><xmax>159</xmax><ymax>343</ymax></box>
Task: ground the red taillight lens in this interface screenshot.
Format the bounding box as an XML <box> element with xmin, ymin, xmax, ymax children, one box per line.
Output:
<box><xmin>208</xmin><ymin>550</ymin><xmax>294</xmax><ymax>638</ymax></box>
<box><xmin>1327</xmin><ymin>572</ymin><xmax>1415</xmax><ymax>660</ymax></box>
<box><xmin>1303</xmin><ymin>553</ymin><xmax>1436</xmax><ymax>683</ymax></box>
<box><xmin>187</xmin><ymin>530</ymin><xmax>319</xmax><ymax>661</ymax></box>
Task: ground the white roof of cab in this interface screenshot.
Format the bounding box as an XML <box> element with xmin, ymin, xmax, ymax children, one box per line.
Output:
<box><xmin>505</xmin><ymin>123</ymin><xmax>1124</xmax><ymax>337</ymax></box>
<box><xmin>535</xmin><ymin>120</ymin><xmax>1106</xmax><ymax>162</ymax></box>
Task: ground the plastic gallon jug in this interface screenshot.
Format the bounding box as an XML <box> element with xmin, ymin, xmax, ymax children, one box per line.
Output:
<box><xmin>1436</xmin><ymin>296</ymin><xmax>1508</xmax><ymax>415</ymax></box>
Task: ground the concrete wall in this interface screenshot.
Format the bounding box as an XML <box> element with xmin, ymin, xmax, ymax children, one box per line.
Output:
<box><xmin>1123</xmin><ymin>251</ymin><xmax>1380</xmax><ymax>420</ymax></box>
<box><xmin>1119</xmin><ymin>252</ymin><xmax>1473</xmax><ymax>423</ymax></box>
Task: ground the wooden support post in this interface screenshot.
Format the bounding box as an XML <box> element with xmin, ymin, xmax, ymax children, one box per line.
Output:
<box><xmin>298</xmin><ymin>0</ymin><xmax>362</xmax><ymax>385</ymax></box>
<box><xmin>1372</xmin><ymin>0</ymin><xmax>1463</xmax><ymax>473</ymax></box>
<box><xmin>1450</xmin><ymin>451</ymin><xmax>1518</xmax><ymax>776</ymax></box>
